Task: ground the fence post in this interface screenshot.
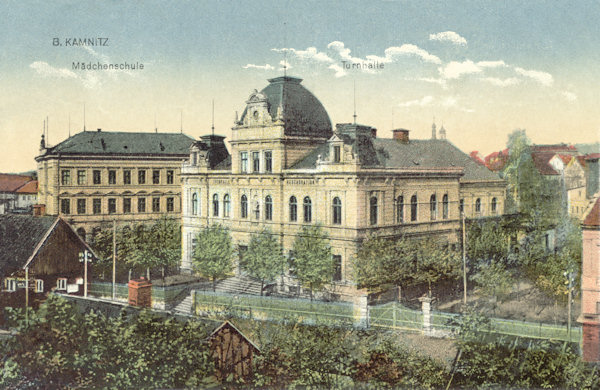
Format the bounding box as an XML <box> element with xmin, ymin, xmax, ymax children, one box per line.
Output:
<box><xmin>191</xmin><ymin>290</ymin><xmax>196</xmax><ymax>315</ymax></box>
<box><xmin>419</xmin><ymin>296</ymin><xmax>433</xmax><ymax>336</ymax></box>
<box><xmin>353</xmin><ymin>295</ymin><xmax>369</xmax><ymax>329</ymax></box>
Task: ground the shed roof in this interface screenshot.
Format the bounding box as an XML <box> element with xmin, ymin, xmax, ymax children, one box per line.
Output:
<box><xmin>0</xmin><ymin>174</ymin><xmax>34</xmax><ymax>192</ymax></box>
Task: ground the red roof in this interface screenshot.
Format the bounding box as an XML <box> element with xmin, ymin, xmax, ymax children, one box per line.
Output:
<box><xmin>556</xmin><ymin>154</ymin><xmax>573</xmax><ymax>164</ymax></box>
<box><xmin>585</xmin><ymin>153</ymin><xmax>600</xmax><ymax>160</ymax></box>
<box><xmin>583</xmin><ymin>197</ymin><xmax>600</xmax><ymax>227</ymax></box>
<box><xmin>16</xmin><ymin>180</ymin><xmax>38</xmax><ymax>194</ymax></box>
<box><xmin>531</xmin><ymin>152</ymin><xmax>559</xmax><ymax>175</ymax></box>
<box><xmin>0</xmin><ymin>174</ymin><xmax>34</xmax><ymax>192</ymax></box>
<box><xmin>531</xmin><ymin>144</ymin><xmax>577</xmax><ymax>153</ymax></box>
<box><xmin>484</xmin><ymin>148</ymin><xmax>509</xmax><ymax>172</ymax></box>
<box><xmin>469</xmin><ymin>151</ymin><xmax>485</xmax><ymax>166</ymax></box>
<box><xmin>576</xmin><ymin>156</ymin><xmax>587</xmax><ymax>167</ymax></box>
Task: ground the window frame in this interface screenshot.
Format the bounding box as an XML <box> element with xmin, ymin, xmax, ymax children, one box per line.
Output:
<box><xmin>152</xmin><ymin>197</ymin><xmax>160</xmax><ymax>212</ymax></box>
<box><xmin>410</xmin><ymin>195</ymin><xmax>418</xmax><ymax>222</ymax></box>
<box><xmin>442</xmin><ymin>194</ymin><xmax>449</xmax><ymax>219</ymax></box>
<box><xmin>265</xmin><ymin>195</ymin><xmax>273</xmax><ymax>221</ymax></box>
<box><xmin>265</xmin><ymin>151</ymin><xmax>273</xmax><ymax>173</ymax></box>
<box><xmin>289</xmin><ymin>196</ymin><xmax>297</xmax><ymax>222</ymax></box>
<box><xmin>212</xmin><ymin>194</ymin><xmax>219</xmax><ymax>217</ymax></box>
<box><xmin>61</xmin><ymin>170</ymin><xmax>71</xmax><ymax>185</ymax></box>
<box><xmin>152</xmin><ymin>169</ymin><xmax>160</xmax><ymax>185</ymax></box>
<box><xmin>223</xmin><ymin>194</ymin><xmax>231</xmax><ymax>217</ymax></box>
<box><xmin>108</xmin><ymin>170</ymin><xmax>117</xmax><ymax>185</ymax></box>
<box><xmin>93</xmin><ymin>198</ymin><xmax>102</xmax><ymax>214</ymax></box>
<box><xmin>333</xmin><ymin>255</ymin><xmax>342</xmax><ymax>281</ymax></box>
<box><xmin>240</xmin><ymin>151</ymin><xmax>248</xmax><ymax>173</ymax></box>
<box><xmin>396</xmin><ymin>195</ymin><xmax>404</xmax><ymax>223</ymax></box>
<box><xmin>252</xmin><ymin>151</ymin><xmax>260</xmax><ymax>172</ymax></box>
<box><xmin>123</xmin><ymin>197</ymin><xmax>132</xmax><ymax>213</ymax></box>
<box><xmin>60</xmin><ymin>198</ymin><xmax>70</xmax><ymax>214</ymax></box>
<box><xmin>138</xmin><ymin>197</ymin><xmax>146</xmax><ymax>213</ymax></box>
<box><xmin>77</xmin><ymin>170</ymin><xmax>86</xmax><ymax>185</ymax></box>
<box><xmin>430</xmin><ymin>194</ymin><xmax>437</xmax><ymax>221</ymax></box>
<box><xmin>303</xmin><ymin>196</ymin><xmax>312</xmax><ymax>223</ymax></box>
<box><xmin>332</xmin><ymin>197</ymin><xmax>342</xmax><ymax>225</ymax></box>
<box><xmin>192</xmin><ymin>193</ymin><xmax>198</xmax><ymax>215</ymax></box>
<box><xmin>241</xmin><ymin>195</ymin><xmax>248</xmax><ymax>219</ymax></box>
<box><xmin>93</xmin><ymin>170</ymin><xmax>101</xmax><ymax>185</ymax></box>
<box><xmin>166</xmin><ymin>170</ymin><xmax>174</xmax><ymax>184</ymax></box>
<box><xmin>77</xmin><ymin>198</ymin><xmax>86</xmax><ymax>215</ymax></box>
<box><xmin>138</xmin><ymin>170</ymin><xmax>146</xmax><ymax>185</ymax></box>
<box><xmin>123</xmin><ymin>170</ymin><xmax>131</xmax><ymax>185</ymax></box>
<box><xmin>108</xmin><ymin>198</ymin><xmax>117</xmax><ymax>214</ymax></box>
<box><xmin>369</xmin><ymin>196</ymin><xmax>378</xmax><ymax>225</ymax></box>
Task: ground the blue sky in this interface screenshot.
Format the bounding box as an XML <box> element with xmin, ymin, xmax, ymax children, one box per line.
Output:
<box><xmin>0</xmin><ymin>0</ymin><xmax>598</xmax><ymax>171</ymax></box>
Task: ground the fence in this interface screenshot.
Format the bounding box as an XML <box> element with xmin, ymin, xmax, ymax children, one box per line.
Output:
<box><xmin>89</xmin><ymin>282</ymin><xmax>195</xmax><ymax>309</ymax></box>
<box><xmin>369</xmin><ymin>301</ymin><xmax>423</xmax><ymax>332</ymax></box>
<box><xmin>193</xmin><ymin>290</ymin><xmax>359</xmax><ymax>327</ymax></box>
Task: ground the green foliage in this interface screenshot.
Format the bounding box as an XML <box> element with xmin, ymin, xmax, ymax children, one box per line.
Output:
<box><xmin>192</xmin><ymin>224</ymin><xmax>234</xmax><ymax>290</ymax></box>
<box><xmin>292</xmin><ymin>225</ymin><xmax>333</xmax><ymax>299</ymax></box>
<box><xmin>0</xmin><ymin>295</ymin><xmax>214</xmax><ymax>388</ymax></box>
<box><xmin>467</xmin><ymin>220</ymin><xmax>509</xmax><ymax>263</ymax></box>
<box><xmin>471</xmin><ymin>260</ymin><xmax>514</xmax><ymax>305</ymax></box>
<box><xmin>354</xmin><ymin>235</ymin><xmax>461</xmax><ymax>293</ymax></box>
<box><xmin>240</xmin><ymin>229</ymin><xmax>286</xmax><ymax>295</ymax></box>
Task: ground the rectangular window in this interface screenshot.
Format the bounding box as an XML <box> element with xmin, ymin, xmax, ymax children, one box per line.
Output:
<box><xmin>60</xmin><ymin>198</ymin><xmax>70</xmax><ymax>214</ymax></box>
<box><xmin>108</xmin><ymin>198</ymin><xmax>116</xmax><ymax>214</ymax></box>
<box><xmin>108</xmin><ymin>170</ymin><xmax>116</xmax><ymax>185</ymax></box>
<box><xmin>138</xmin><ymin>197</ymin><xmax>146</xmax><ymax>212</ymax></box>
<box><xmin>152</xmin><ymin>170</ymin><xmax>160</xmax><ymax>184</ymax></box>
<box><xmin>333</xmin><ymin>255</ymin><xmax>342</xmax><ymax>281</ymax></box>
<box><xmin>61</xmin><ymin>170</ymin><xmax>71</xmax><ymax>185</ymax></box>
<box><xmin>333</xmin><ymin>145</ymin><xmax>341</xmax><ymax>163</ymax></box>
<box><xmin>93</xmin><ymin>170</ymin><xmax>101</xmax><ymax>185</ymax></box>
<box><xmin>77</xmin><ymin>170</ymin><xmax>86</xmax><ymax>185</ymax></box>
<box><xmin>252</xmin><ymin>151</ymin><xmax>260</xmax><ymax>172</ymax></box>
<box><xmin>123</xmin><ymin>198</ymin><xmax>131</xmax><ymax>213</ymax></box>
<box><xmin>240</xmin><ymin>152</ymin><xmax>248</xmax><ymax>173</ymax></box>
<box><xmin>138</xmin><ymin>170</ymin><xmax>146</xmax><ymax>184</ymax></box>
<box><xmin>77</xmin><ymin>199</ymin><xmax>86</xmax><ymax>214</ymax></box>
<box><xmin>166</xmin><ymin>197</ymin><xmax>174</xmax><ymax>212</ymax></box>
<box><xmin>123</xmin><ymin>170</ymin><xmax>131</xmax><ymax>185</ymax></box>
<box><xmin>93</xmin><ymin>198</ymin><xmax>101</xmax><ymax>214</ymax></box>
<box><xmin>265</xmin><ymin>151</ymin><xmax>273</xmax><ymax>173</ymax></box>
<box><xmin>57</xmin><ymin>278</ymin><xmax>67</xmax><ymax>291</ymax></box>
<box><xmin>5</xmin><ymin>279</ymin><xmax>16</xmax><ymax>292</ymax></box>
<box><xmin>152</xmin><ymin>197</ymin><xmax>160</xmax><ymax>212</ymax></box>
<box><xmin>35</xmin><ymin>279</ymin><xmax>44</xmax><ymax>293</ymax></box>
<box><xmin>166</xmin><ymin>170</ymin><xmax>174</xmax><ymax>184</ymax></box>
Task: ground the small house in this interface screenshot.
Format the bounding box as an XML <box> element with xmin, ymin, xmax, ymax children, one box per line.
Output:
<box><xmin>209</xmin><ymin>321</ymin><xmax>260</xmax><ymax>382</ymax></box>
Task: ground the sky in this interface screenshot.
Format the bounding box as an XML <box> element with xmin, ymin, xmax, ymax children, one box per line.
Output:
<box><xmin>0</xmin><ymin>0</ymin><xmax>599</xmax><ymax>172</ymax></box>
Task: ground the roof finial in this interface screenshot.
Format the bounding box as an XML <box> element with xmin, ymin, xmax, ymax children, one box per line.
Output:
<box><xmin>211</xmin><ymin>99</ymin><xmax>215</xmax><ymax>136</ymax></box>
<box><xmin>68</xmin><ymin>114</ymin><xmax>71</xmax><ymax>137</ymax></box>
<box><xmin>431</xmin><ymin>116</ymin><xmax>437</xmax><ymax>140</ymax></box>
<box><xmin>154</xmin><ymin>112</ymin><xmax>157</xmax><ymax>133</ymax></box>
<box><xmin>283</xmin><ymin>21</ymin><xmax>287</xmax><ymax>77</ymax></box>
<box><xmin>83</xmin><ymin>103</ymin><xmax>86</xmax><ymax>132</ymax></box>
<box><xmin>353</xmin><ymin>80</ymin><xmax>357</xmax><ymax>124</ymax></box>
<box><xmin>180</xmin><ymin>110</ymin><xmax>183</xmax><ymax>134</ymax></box>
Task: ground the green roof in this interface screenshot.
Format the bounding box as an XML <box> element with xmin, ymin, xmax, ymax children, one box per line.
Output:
<box><xmin>44</xmin><ymin>131</ymin><xmax>195</xmax><ymax>156</ymax></box>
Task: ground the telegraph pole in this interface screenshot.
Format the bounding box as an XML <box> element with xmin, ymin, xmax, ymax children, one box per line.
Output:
<box><xmin>112</xmin><ymin>220</ymin><xmax>116</xmax><ymax>300</ymax></box>
<box><xmin>462</xmin><ymin>211</ymin><xmax>467</xmax><ymax>306</ymax></box>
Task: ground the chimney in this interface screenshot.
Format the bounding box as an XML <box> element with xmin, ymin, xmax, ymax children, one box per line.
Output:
<box><xmin>371</xmin><ymin>128</ymin><xmax>377</xmax><ymax>138</ymax></box>
<box><xmin>97</xmin><ymin>128</ymin><xmax>101</xmax><ymax>132</ymax></box>
<box><xmin>393</xmin><ymin>129</ymin><xmax>410</xmax><ymax>144</ymax></box>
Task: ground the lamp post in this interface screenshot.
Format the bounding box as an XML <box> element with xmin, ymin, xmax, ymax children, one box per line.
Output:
<box><xmin>79</xmin><ymin>250</ymin><xmax>90</xmax><ymax>297</ymax></box>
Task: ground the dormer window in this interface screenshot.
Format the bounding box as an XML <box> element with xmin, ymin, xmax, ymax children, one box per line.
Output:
<box><xmin>333</xmin><ymin>145</ymin><xmax>341</xmax><ymax>163</ymax></box>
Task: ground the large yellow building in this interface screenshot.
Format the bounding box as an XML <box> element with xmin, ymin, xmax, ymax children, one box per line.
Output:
<box><xmin>36</xmin><ymin>129</ymin><xmax>194</xmax><ymax>238</ymax></box>
<box><xmin>181</xmin><ymin>76</ymin><xmax>506</xmax><ymax>295</ymax></box>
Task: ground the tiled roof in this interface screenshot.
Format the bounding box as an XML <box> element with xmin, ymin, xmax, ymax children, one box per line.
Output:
<box><xmin>531</xmin><ymin>144</ymin><xmax>577</xmax><ymax>153</ymax></box>
<box><xmin>239</xmin><ymin>76</ymin><xmax>333</xmax><ymax>139</ymax></box>
<box><xmin>0</xmin><ymin>215</ymin><xmax>57</xmax><ymax>278</ymax></box>
<box><xmin>585</xmin><ymin>153</ymin><xmax>600</xmax><ymax>160</ymax></box>
<box><xmin>16</xmin><ymin>180</ymin><xmax>38</xmax><ymax>194</ymax></box>
<box><xmin>43</xmin><ymin>131</ymin><xmax>195</xmax><ymax>156</ymax></box>
<box><xmin>556</xmin><ymin>154</ymin><xmax>574</xmax><ymax>164</ymax></box>
<box><xmin>577</xmin><ymin>156</ymin><xmax>587</xmax><ymax>167</ymax></box>
<box><xmin>583</xmin><ymin>197</ymin><xmax>600</xmax><ymax>227</ymax></box>
<box><xmin>531</xmin><ymin>152</ymin><xmax>559</xmax><ymax>175</ymax></box>
<box><xmin>291</xmin><ymin>136</ymin><xmax>503</xmax><ymax>182</ymax></box>
<box><xmin>0</xmin><ymin>174</ymin><xmax>34</xmax><ymax>192</ymax></box>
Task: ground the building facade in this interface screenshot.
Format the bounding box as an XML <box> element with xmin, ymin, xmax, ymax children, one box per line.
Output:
<box><xmin>36</xmin><ymin>130</ymin><xmax>194</xmax><ymax>238</ymax></box>
<box><xmin>0</xmin><ymin>174</ymin><xmax>37</xmax><ymax>214</ymax></box>
<box><xmin>180</xmin><ymin>76</ymin><xmax>506</xmax><ymax>295</ymax></box>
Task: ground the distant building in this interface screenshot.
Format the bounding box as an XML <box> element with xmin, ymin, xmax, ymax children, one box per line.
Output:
<box><xmin>35</xmin><ymin>130</ymin><xmax>194</xmax><ymax>238</ymax></box>
<box><xmin>0</xmin><ymin>174</ymin><xmax>37</xmax><ymax>214</ymax></box>
<box><xmin>180</xmin><ymin>76</ymin><xmax>506</xmax><ymax>296</ymax></box>
<box><xmin>0</xmin><ymin>214</ymin><xmax>96</xmax><ymax>313</ymax></box>
<box><xmin>579</xmin><ymin>196</ymin><xmax>600</xmax><ymax>362</ymax></box>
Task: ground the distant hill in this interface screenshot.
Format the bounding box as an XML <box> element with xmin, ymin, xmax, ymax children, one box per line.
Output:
<box><xmin>576</xmin><ymin>143</ymin><xmax>600</xmax><ymax>154</ymax></box>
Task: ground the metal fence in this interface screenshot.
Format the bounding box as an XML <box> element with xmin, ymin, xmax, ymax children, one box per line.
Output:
<box><xmin>369</xmin><ymin>301</ymin><xmax>423</xmax><ymax>332</ymax></box>
<box><xmin>89</xmin><ymin>282</ymin><xmax>192</xmax><ymax>306</ymax></box>
<box><xmin>193</xmin><ymin>290</ymin><xmax>357</xmax><ymax>327</ymax></box>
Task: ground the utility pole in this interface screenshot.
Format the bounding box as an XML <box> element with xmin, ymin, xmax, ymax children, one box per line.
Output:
<box><xmin>84</xmin><ymin>250</ymin><xmax>88</xmax><ymax>297</ymax></box>
<box><xmin>462</xmin><ymin>210</ymin><xmax>467</xmax><ymax>306</ymax></box>
<box><xmin>112</xmin><ymin>220</ymin><xmax>116</xmax><ymax>300</ymax></box>
<box><xmin>25</xmin><ymin>267</ymin><xmax>29</xmax><ymax>329</ymax></box>
<box><xmin>564</xmin><ymin>270</ymin><xmax>574</xmax><ymax>341</ymax></box>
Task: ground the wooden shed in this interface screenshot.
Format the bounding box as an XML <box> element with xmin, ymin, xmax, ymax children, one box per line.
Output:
<box><xmin>208</xmin><ymin>321</ymin><xmax>260</xmax><ymax>382</ymax></box>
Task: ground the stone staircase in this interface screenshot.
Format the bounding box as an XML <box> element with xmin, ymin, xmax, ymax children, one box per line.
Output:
<box><xmin>213</xmin><ymin>274</ymin><xmax>264</xmax><ymax>295</ymax></box>
<box><xmin>173</xmin><ymin>294</ymin><xmax>193</xmax><ymax>314</ymax></box>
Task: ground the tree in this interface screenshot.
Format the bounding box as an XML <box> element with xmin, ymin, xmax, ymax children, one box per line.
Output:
<box><xmin>471</xmin><ymin>260</ymin><xmax>514</xmax><ymax>313</ymax></box>
<box><xmin>292</xmin><ymin>225</ymin><xmax>333</xmax><ymax>300</ymax></box>
<box><xmin>192</xmin><ymin>224</ymin><xmax>234</xmax><ymax>291</ymax></box>
<box><xmin>467</xmin><ymin>220</ymin><xmax>509</xmax><ymax>264</ymax></box>
<box><xmin>241</xmin><ymin>229</ymin><xmax>286</xmax><ymax>295</ymax></box>
<box><xmin>353</xmin><ymin>235</ymin><xmax>405</xmax><ymax>290</ymax></box>
<box><xmin>144</xmin><ymin>216</ymin><xmax>181</xmax><ymax>279</ymax></box>
<box><xmin>411</xmin><ymin>239</ymin><xmax>462</xmax><ymax>297</ymax></box>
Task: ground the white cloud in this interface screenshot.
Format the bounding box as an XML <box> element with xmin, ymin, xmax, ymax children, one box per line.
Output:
<box><xmin>483</xmin><ymin>77</ymin><xmax>520</xmax><ymax>87</ymax></box>
<box><xmin>438</xmin><ymin>60</ymin><xmax>482</xmax><ymax>79</ymax></box>
<box><xmin>514</xmin><ymin>67</ymin><xmax>554</xmax><ymax>86</ymax></box>
<box><xmin>384</xmin><ymin>44</ymin><xmax>441</xmax><ymax>64</ymax></box>
<box><xmin>242</xmin><ymin>63</ymin><xmax>275</xmax><ymax>70</ymax></box>
<box><xmin>415</xmin><ymin>77</ymin><xmax>448</xmax><ymax>89</ymax></box>
<box><xmin>397</xmin><ymin>96</ymin><xmax>434</xmax><ymax>107</ymax></box>
<box><xmin>477</xmin><ymin>60</ymin><xmax>507</xmax><ymax>68</ymax></box>
<box><xmin>328</xmin><ymin>64</ymin><xmax>347</xmax><ymax>78</ymax></box>
<box><xmin>562</xmin><ymin>91</ymin><xmax>577</xmax><ymax>102</ymax></box>
<box><xmin>327</xmin><ymin>41</ymin><xmax>358</xmax><ymax>62</ymax></box>
<box><xmin>30</xmin><ymin>61</ymin><xmax>78</xmax><ymax>79</ymax></box>
<box><xmin>441</xmin><ymin>96</ymin><xmax>458</xmax><ymax>107</ymax></box>
<box><xmin>272</xmin><ymin>47</ymin><xmax>334</xmax><ymax>63</ymax></box>
<box><xmin>429</xmin><ymin>31</ymin><xmax>467</xmax><ymax>46</ymax></box>
<box><xmin>278</xmin><ymin>60</ymin><xmax>292</xmax><ymax>71</ymax></box>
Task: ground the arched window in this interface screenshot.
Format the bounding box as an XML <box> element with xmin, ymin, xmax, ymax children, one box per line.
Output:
<box><xmin>265</xmin><ymin>195</ymin><xmax>273</xmax><ymax>221</ymax></box>
<box><xmin>332</xmin><ymin>197</ymin><xmax>342</xmax><ymax>225</ymax></box>
<box><xmin>241</xmin><ymin>195</ymin><xmax>248</xmax><ymax>219</ymax></box>
<box><xmin>475</xmin><ymin>198</ymin><xmax>481</xmax><ymax>213</ymax></box>
<box><xmin>223</xmin><ymin>194</ymin><xmax>230</xmax><ymax>217</ymax></box>
<box><xmin>212</xmin><ymin>194</ymin><xmax>219</xmax><ymax>217</ymax></box>
<box><xmin>370</xmin><ymin>196</ymin><xmax>378</xmax><ymax>225</ymax></box>
<box><xmin>191</xmin><ymin>193</ymin><xmax>198</xmax><ymax>215</ymax></box>
<box><xmin>410</xmin><ymin>195</ymin><xmax>418</xmax><ymax>222</ymax></box>
<box><xmin>491</xmin><ymin>197</ymin><xmax>497</xmax><ymax>214</ymax></box>
<box><xmin>289</xmin><ymin>196</ymin><xmax>297</xmax><ymax>222</ymax></box>
<box><xmin>303</xmin><ymin>196</ymin><xmax>312</xmax><ymax>223</ymax></box>
<box><xmin>442</xmin><ymin>194</ymin><xmax>449</xmax><ymax>219</ymax></box>
<box><xmin>396</xmin><ymin>195</ymin><xmax>404</xmax><ymax>223</ymax></box>
<box><xmin>430</xmin><ymin>194</ymin><xmax>437</xmax><ymax>221</ymax></box>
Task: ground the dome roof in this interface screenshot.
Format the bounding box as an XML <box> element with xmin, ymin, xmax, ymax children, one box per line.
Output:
<box><xmin>240</xmin><ymin>76</ymin><xmax>332</xmax><ymax>139</ymax></box>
